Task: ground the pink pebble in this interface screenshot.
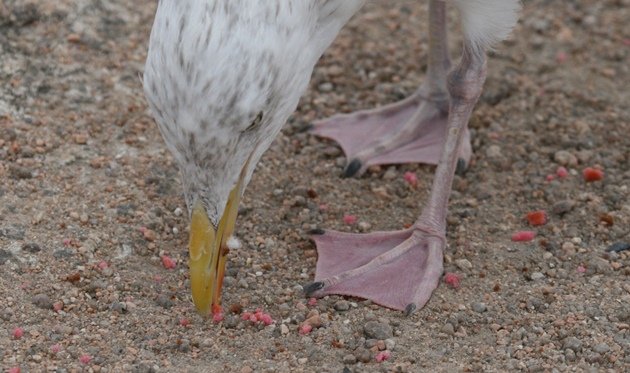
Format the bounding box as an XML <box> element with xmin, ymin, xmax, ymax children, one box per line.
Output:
<box><xmin>511</xmin><ymin>231</ymin><xmax>536</xmax><ymax>242</ymax></box>
<box><xmin>556</xmin><ymin>166</ymin><xmax>569</xmax><ymax>178</ymax></box>
<box><xmin>179</xmin><ymin>318</ymin><xmax>190</xmax><ymax>327</ymax></box>
<box><xmin>577</xmin><ymin>265</ymin><xmax>586</xmax><ymax>273</ymax></box>
<box><xmin>343</xmin><ymin>215</ymin><xmax>357</xmax><ymax>225</ymax></box>
<box><xmin>319</xmin><ymin>204</ymin><xmax>329</xmax><ymax>211</ymax></box>
<box><xmin>62</xmin><ymin>238</ymin><xmax>71</xmax><ymax>246</ymax></box>
<box><xmin>53</xmin><ymin>302</ymin><xmax>63</xmax><ymax>312</ymax></box>
<box><xmin>403</xmin><ymin>171</ymin><xmax>418</xmax><ymax>187</ymax></box>
<box><xmin>12</xmin><ymin>327</ymin><xmax>24</xmax><ymax>339</ymax></box>
<box><xmin>546</xmin><ymin>174</ymin><xmax>555</xmax><ymax>182</ymax></box>
<box><xmin>50</xmin><ymin>344</ymin><xmax>62</xmax><ymax>354</ymax></box>
<box><xmin>79</xmin><ymin>354</ymin><xmax>92</xmax><ymax>364</ymax></box>
<box><xmin>299</xmin><ymin>324</ymin><xmax>313</xmax><ymax>335</ymax></box>
<box><xmin>97</xmin><ymin>260</ymin><xmax>108</xmax><ymax>270</ymax></box>
<box><xmin>241</xmin><ymin>312</ymin><xmax>252</xmax><ymax>321</ymax></box>
<box><xmin>307</xmin><ymin>297</ymin><xmax>317</xmax><ymax>306</ymax></box>
<box><xmin>160</xmin><ymin>255</ymin><xmax>176</xmax><ymax>269</ymax></box>
<box><xmin>443</xmin><ymin>273</ymin><xmax>460</xmax><ymax>289</ymax></box>
<box><xmin>249</xmin><ymin>314</ymin><xmax>258</xmax><ymax>322</ymax></box>
<box><xmin>375</xmin><ymin>350</ymin><xmax>391</xmax><ymax>362</ymax></box>
<box><xmin>8</xmin><ymin>368</ymin><xmax>20</xmax><ymax>373</ymax></box>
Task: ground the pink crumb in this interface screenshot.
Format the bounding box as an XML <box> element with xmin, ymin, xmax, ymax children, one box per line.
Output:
<box><xmin>259</xmin><ymin>313</ymin><xmax>274</xmax><ymax>326</ymax></box>
<box><xmin>53</xmin><ymin>302</ymin><xmax>63</xmax><ymax>312</ymax></box>
<box><xmin>375</xmin><ymin>350</ymin><xmax>391</xmax><ymax>362</ymax></box>
<box><xmin>443</xmin><ymin>273</ymin><xmax>460</xmax><ymax>289</ymax></box>
<box><xmin>556</xmin><ymin>167</ymin><xmax>569</xmax><ymax>178</ymax></box>
<box><xmin>212</xmin><ymin>312</ymin><xmax>224</xmax><ymax>323</ymax></box>
<box><xmin>583</xmin><ymin>167</ymin><xmax>604</xmax><ymax>182</ymax></box>
<box><xmin>556</xmin><ymin>51</ymin><xmax>568</xmax><ymax>63</ymax></box>
<box><xmin>511</xmin><ymin>231</ymin><xmax>536</xmax><ymax>242</ymax></box>
<box><xmin>299</xmin><ymin>323</ymin><xmax>313</xmax><ymax>335</ymax></box>
<box><xmin>526</xmin><ymin>211</ymin><xmax>547</xmax><ymax>226</ymax></box>
<box><xmin>8</xmin><ymin>368</ymin><xmax>20</xmax><ymax>373</ymax></box>
<box><xmin>179</xmin><ymin>318</ymin><xmax>190</xmax><ymax>327</ymax></box>
<box><xmin>307</xmin><ymin>297</ymin><xmax>317</xmax><ymax>306</ymax></box>
<box><xmin>403</xmin><ymin>171</ymin><xmax>418</xmax><ymax>187</ymax></box>
<box><xmin>319</xmin><ymin>204</ymin><xmax>329</xmax><ymax>211</ymax></box>
<box><xmin>160</xmin><ymin>255</ymin><xmax>176</xmax><ymax>269</ymax></box>
<box><xmin>138</xmin><ymin>226</ymin><xmax>147</xmax><ymax>233</ymax></box>
<box><xmin>50</xmin><ymin>344</ymin><xmax>62</xmax><ymax>354</ymax></box>
<box><xmin>343</xmin><ymin>214</ymin><xmax>357</xmax><ymax>225</ymax></box>
<box><xmin>79</xmin><ymin>354</ymin><xmax>92</xmax><ymax>364</ymax></box>
<box><xmin>97</xmin><ymin>260</ymin><xmax>108</xmax><ymax>270</ymax></box>
<box><xmin>577</xmin><ymin>265</ymin><xmax>586</xmax><ymax>273</ymax></box>
<box><xmin>12</xmin><ymin>327</ymin><xmax>24</xmax><ymax>339</ymax></box>
<box><xmin>62</xmin><ymin>238</ymin><xmax>71</xmax><ymax>246</ymax></box>
<box><xmin>212</xmin><ymin>305</ymin><xmax>224</xmax><ymax>323</ymax></box>
<box><xmin>546</xmin><ymin>174</ymin><xmax>555</xmax><ymax>182</ymax></box>
<box><xmin>241</xmin><ymin>312</ymin><xmax>252</xmax><ymax>321</ymax></box>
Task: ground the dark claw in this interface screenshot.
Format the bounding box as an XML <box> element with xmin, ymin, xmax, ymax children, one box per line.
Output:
<box><xmin>404</xmin><ymin>303</ymin><xmax>417</xmax><ymax>317</ymax></box>
<box><xmin>455</xmin><ymin>158</ymin><xmax>467</xmax><ymax>176</ymax></box>
<box><xmin>309</xmin><ymin>228</ymin><xmax>326</xmax><ymax>235</ymax></box>
<box><xmin>343</xmin><ymin>159</ymin><xmax>362</xmax><ymax>178</ymax></box>
<box><xmin>303</xmin><ymin>281</ymin><xmax>325</xmax><ymax>296</ymax></box>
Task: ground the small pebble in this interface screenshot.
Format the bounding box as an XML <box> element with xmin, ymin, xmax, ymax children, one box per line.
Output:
<box><xmin>342</xmin><ymin>354</ymin><xmax>357</xmax><ymax>364</ymax></box>
<box><xmin>593</xmin><ymin>343</ymin><xmax>610</xmax><ymax>354</ymax></box>
<box><xmin>363</xmin><ymin>321</ymin><xmax>393</xmax><ymax>340</ymax></box>
<box><xmin>334</xmin><ymin>300</ymin><xmax>350</xmax><ymax>312</ymax></box>
<box><xmin>31</xmin><ymin>294</ymin><xmax>53</xmax><ymax>310</ymax></box>
<box><xmin>530</xmin><ymin>272</ymin><xmax>545</xmax><ymax>281</ymax></box>
<box><xmin>472</xmin><ymin>302</ymin><xmax>487</xmax><ymax>313</ymax></box>
<box><xmin>563</xmin><ymin>336</ymin><xmax>582</xmax><ymax>352</ymax></box>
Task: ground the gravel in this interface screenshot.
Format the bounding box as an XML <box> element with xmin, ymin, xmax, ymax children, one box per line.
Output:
<box><xmin>0</xmin><ymin>0</ymin><xmax>628</xmax><ymax>371</ymax></box>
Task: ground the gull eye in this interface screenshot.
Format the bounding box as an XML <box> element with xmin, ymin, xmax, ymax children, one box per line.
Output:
<box><xmin>245</xmin><ymin>111</ymin><xmax>263</xmax><ymax>132</ymax></box>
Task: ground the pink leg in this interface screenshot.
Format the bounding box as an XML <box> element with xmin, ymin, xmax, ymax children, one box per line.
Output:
<box><xmin>308</xmin><ymin>42</ymin><xmax>488</xmax><ymax>314</ymax></box>
<box><xmin>310</xmin><ymin>0</ymin><xmax>472</xmax><ymax>177</ymax></box>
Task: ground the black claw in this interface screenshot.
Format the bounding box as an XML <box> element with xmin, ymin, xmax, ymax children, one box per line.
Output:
<box><xmin>455</xmin><ymin>158</ymin><xmax>467</xmax><ymax>176</ymax></box>
<box><xmin>309</xmin><ymin>228</ymin><xmax>326</xmax><ymax>235</ymax></box>
<box><xmin>404</xmin><ymin>303</ymin><xmax>417</xmax><ymax>317</ymax></box>
<box><xmin>303</xmin><ymin>281</ymin><xmax>325</xmax><ymax>296</ymax></box>
<box><xmin>343</xmin><ymin>159</ymin><xmax>362</xmax><ymax>178</ymax></box>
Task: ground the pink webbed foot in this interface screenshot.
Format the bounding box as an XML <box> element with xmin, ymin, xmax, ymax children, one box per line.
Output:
<box><xmin>310</xmin><ymin>92</ymin><xmax>472</xmax><ymax>177</ymax></box>
<box><xmin>306</xmin><ymin>225</ymin><xmax>445</xmax><ymax>314</ymax></box>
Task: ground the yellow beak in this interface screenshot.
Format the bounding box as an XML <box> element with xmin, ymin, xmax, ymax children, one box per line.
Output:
<box><xmin>188</xmin><ymin>175</ymin><xmax>244</xmax><ymax>315</ymax></box>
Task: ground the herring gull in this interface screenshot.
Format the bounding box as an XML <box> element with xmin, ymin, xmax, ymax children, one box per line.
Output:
<box><xmin>143</xmin><ymin>0</ymin><xmax>521</xmax><ymax>315</ymax></box>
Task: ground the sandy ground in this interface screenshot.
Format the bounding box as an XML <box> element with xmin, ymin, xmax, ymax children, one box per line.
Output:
<box><xmin>1</xmin><ymin>0</ymin><xmax>629</xmax><ymax>372</ymax></box>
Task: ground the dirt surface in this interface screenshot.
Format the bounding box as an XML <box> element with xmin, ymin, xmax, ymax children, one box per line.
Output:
<box><xmin>1</xmin><ymin>0</ymin><xmax>629</xmax><ymax>372</ymax></box>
